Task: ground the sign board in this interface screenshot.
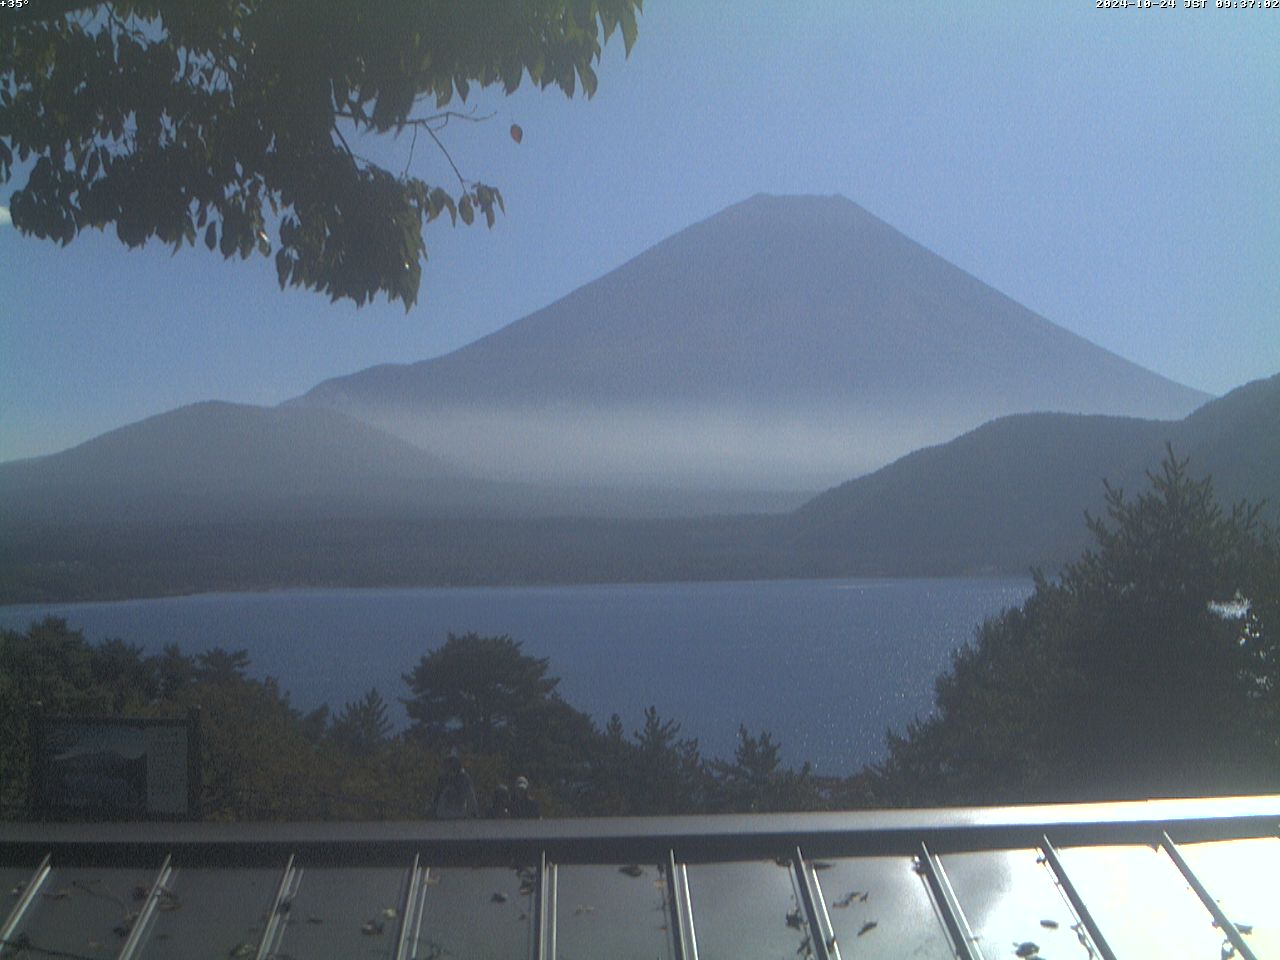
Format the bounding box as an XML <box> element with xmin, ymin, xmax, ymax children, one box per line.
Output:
<box><xmin>30</xmin><ymin>708</ymin><xmax>201</xmax><ymax>821</ymax></box>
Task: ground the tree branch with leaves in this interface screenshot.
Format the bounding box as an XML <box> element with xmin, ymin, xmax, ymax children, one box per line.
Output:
<box><xmin>0</xmin><ymin>0</ymin><xmax>641</xmax><ymax>308</ymax></box>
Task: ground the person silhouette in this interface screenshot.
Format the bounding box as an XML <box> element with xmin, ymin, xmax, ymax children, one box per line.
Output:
<box><xmin>510</xmin><ymin>775</ymin><xmax>540</xmax><ymax>819</ymax></box>
<box><xmin>431</xmin><ymin>748</ymin><xmax>479</xmax><ymax>819</ymax></box>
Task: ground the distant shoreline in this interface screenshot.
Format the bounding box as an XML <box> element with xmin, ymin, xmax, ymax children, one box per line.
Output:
<box><xmin>0</xmin><ymin>564</ymin><xmax>1033</xmax><ymax>608</ymax></box>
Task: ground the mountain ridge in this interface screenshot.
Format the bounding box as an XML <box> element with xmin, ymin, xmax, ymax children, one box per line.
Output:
<box><xmin>0</xmin><ymin>401</ymin><xmax>457</xmax><ymax>522</ymax></box>
<box><xmin>2</xmin><ymin>373</ymin><xmax>1273</xmax><ymax>604</ymax></box>
<box><xmin>0</xmin><ymin>400</ymin><xmax>811</xmax><ymax>523</ymax></box>
<box><xmin>790</xmin><ymin>372</ymin><xmax>1280</xmax><ymax>575</ymax></box>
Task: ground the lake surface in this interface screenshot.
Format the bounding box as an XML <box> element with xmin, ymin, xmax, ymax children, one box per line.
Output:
<box><xmin>0</xmin><ymin>578</ymin><xmax>1032</xmax><ymax>773</ymax></box>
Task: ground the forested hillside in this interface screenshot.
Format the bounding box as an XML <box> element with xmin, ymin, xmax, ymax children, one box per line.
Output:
<box><xmin>790</xmin><ymin>372</ymin><xmax>1280</xmax><ymax>576</ymax></box>
<box><xmin>1</xmin><ymin>375</ymin><xmax>1275</xmax><ymax>603</ymax></box>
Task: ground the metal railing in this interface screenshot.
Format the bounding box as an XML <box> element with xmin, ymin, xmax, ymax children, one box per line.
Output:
<box><xmin>2</xmin><ymin>794</ymin><xmax>1277</xmax><ymax>960</ymax></box>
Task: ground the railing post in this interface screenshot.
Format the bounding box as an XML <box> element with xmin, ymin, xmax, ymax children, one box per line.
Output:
<box><xmin>1160</xmin><ymin>830</ymin><xmax>1259</xmax><ymax>960</ymax></box>
<box><xmin>1038</xmin><ymin>835</ymin><xmax>1117</xmax><ymax>960</ymax></box>
<box><xmin>392</xmin><ymin>854</ymin><xmax>428</xmax><ymax>960</ymax></box>
<box><xmin>116</xmin><ymin>854</ymin><xmax>173</xmax><ymax>960</ymax></box>
<box><xmin>666</xmin><ymin>849</ymin><xmax>699</xmax><ymax>960</ymax></box>
<box><xmin>255</xmin><ymin>854</ymin><xmax>299</xmax><ymax>960</ymax></box>
<box><xmin>0</xmin><ymin>853</ymin><xmax>51</xmax><ymax>947</ymax></box>
<box><xmin>917</xmin><ymin>843</ymin><xmax>980</xmax><ymax>960</ymax></box>
<box><xmin>792</xmin><ymin>847</ymin><xmax>836</xmax><ymax>960</ymax></box>
<box><xmin>534</xmin><ymin>851</ymin><xmax>556</xmax><ymax>960</ymax></box>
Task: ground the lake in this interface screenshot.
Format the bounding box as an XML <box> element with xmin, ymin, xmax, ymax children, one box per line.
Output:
<box><xmin>0</xmin><ymin>578</ymin><xmax>1032</xmax><ymax>774</ymax></box>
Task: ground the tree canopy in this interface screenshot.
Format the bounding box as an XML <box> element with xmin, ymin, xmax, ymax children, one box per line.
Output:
<box><xmin>401</xmin><ymin>631</ymin><xmax>589</xmax><ymax>760</ymax></box>
<box><xmin>873</xmin><ymin>450</ymin><xmax>1280</xmax><ymax>805</ymax></box>
<box><xmin>1</xmin><ymin>620</ymin><xmax>833</xmax><ymax>821</ymax></box>
<box><xmin>0</xmin><ymin>0</ymin><xmax>641</xmax><ymax>308</ymax></box>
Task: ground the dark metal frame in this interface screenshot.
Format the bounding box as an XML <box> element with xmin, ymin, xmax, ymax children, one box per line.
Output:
<box><xmin>28</xmin><ymin>705</ymin><xmax>203</xmax><ymax>822</ymax></box>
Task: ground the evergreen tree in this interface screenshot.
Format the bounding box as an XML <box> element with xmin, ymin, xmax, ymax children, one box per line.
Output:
<box><xmin>712</xmin><ymin>726</ymin><xmax>820</xmax><ymax>813</ymax></box>
<box><xmin>402</xmin><ymin>632</ymin><xmax>559</xmax><ymax>753</ymax></box>
<box><xmin>874</xmin><ymin>450</ymin><xmax>1280</xmax><ymax>804</ymax></box>
<box><xmin>401</xmin><ymin>632</ymin><xmax>599</xmax><ymax>804</ymax></box>
<box><xmin>328</xmin><ymin>688</ymin><xmax>393</xmax><ymax>754</ymax></box>
<box><xmin>628</xmin><ymin>706</ymin><xmax>707</xmax><ymax>814</ymax></box>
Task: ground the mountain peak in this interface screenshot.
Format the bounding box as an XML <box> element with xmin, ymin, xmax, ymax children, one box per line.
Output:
<box><xmin>689</xmin><ymin>192</ymin><xmax>903</xmax><ymax>242</ymax></box>
<box><xmin>292</xmin><ymin>196</ymin><xmax>1208</xmax><ymax>489</ymax></box>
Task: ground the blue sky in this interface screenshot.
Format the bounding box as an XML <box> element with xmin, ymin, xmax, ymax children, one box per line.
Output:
<box><xmin>2</xmin><ymin>2</ymin><xmax>1277</xmax><ymax>462</ymax></box>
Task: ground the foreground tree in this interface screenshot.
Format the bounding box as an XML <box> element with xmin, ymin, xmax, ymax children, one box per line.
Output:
<box><xmin>874</xmin><ymin>451</ymin><xmax>1280</xmax><ymax>805</ymax></box>
<box><xmin>0</xmin><ymin>623</ymin><xmax>325</xmax><ymax>820</ymax></box>
<box><xmin>1</xmin><ymin>0</ymin><xmax>641</xmax><ymax>307</ymax></box>
<box><xmin>328</xmin><ymin>688</ymin><xmax>393</xmax><ymax>755</ymax></box>
<box><xmin>627</xmin><ymin>706</ymin><xmax>706</xmax><ymax>814</ymax></box>
<box><xmin>402</xmin><ymin>631</ymin><xmax>595</xmax><ymax>771</ymax></box>
<box><xmin>5</xmin><ymin>619</ymin><xmax>836</xmax><ymax>820</ymax></box>
<box><xmin>0</xmin><ymin>618</ymin><xmax>142</xmax><ymax>813</ymax></box>
<box><xmin>577</xmin><ymin>708</ymin><xmax>712</xmax><ymax>815</ymax></box>
<box><xmin>711</xmin><ymin>726</ymin><xmax>821</xmax><ymax>813</ymax></box>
